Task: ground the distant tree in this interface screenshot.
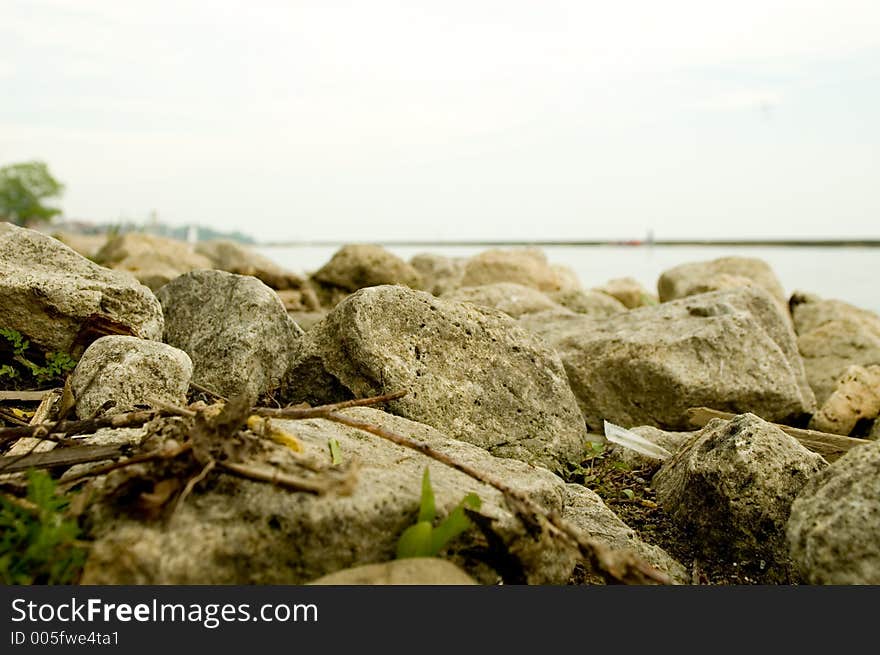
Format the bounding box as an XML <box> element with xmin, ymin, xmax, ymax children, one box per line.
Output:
<box><xmin>0</xmin><ymin>161</ymin><xmax>65</xmax><ymax>226</ymax></box>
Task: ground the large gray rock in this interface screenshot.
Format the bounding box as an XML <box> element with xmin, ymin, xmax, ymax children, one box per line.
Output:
<box><xmin>71</xmin><ymin>335</ymin><xmax>193</xmax><ymax>419</ymax></box>
<box><xmin>307</xmin><ymin>558</ymin><xmax>478</xmax><ymax>585</ymax></box>
<box><xmin>658</xmin><ymin>256</ymin><xmax>788</xmax><ymax>308</ymax></box>
<box><xmin>410</xmin><ymin>253</ymin><xmax>466</xmax><ymax>296</ymax></box>
<box><xmin>791</xmin><ymin>293</ymin><xmax>880</xmax><ymax>405</ymax></box>
<box><xmin>787</xmin><ymin>441</ymin><xmax>880</xmax><ymax>584</ymax></box>
<box><xmin>310</xmin><ymin>244</ymin><xmax>423</xmax><ymax>307</ymax></box>
<box><xmin>156</xmin><ymin>270</ymin><xmax>302</xmax><ymax>398</ymax></box>
<box><xmin>460</xmin><ymin>248</ymin><xmax>567</xmax><ymax>293</ymax></box>
<box><xmin>195</xmin><ymin>240</ymin><xmax>306</xmax><ymax>291</ymax></box>
<box><xmin>0</xmin><ymin>223</ymin><xmax>163</xmax><ymax>355</ymax></box>
<box><xmin>531</xmin><ymin>287</ymin><xmax>816</xmax><ymax>431</ymax></box>
<box><xmin>80</xmin><ymin>408</ymin><xmax>685</xmax><ymax>585</ymax></box>
<box><xmin>442</xmin><ymin>283</ymin><xmax>561</xmax><ymax>319</ymax></box>
<box><xmin>285</xmin><ymin>285</ymin><xmax>587</xmax><ymax>471</ymax></box>
<box><xmin>95</xmin><ymin>232</ymin><xmax>214</xmax><ymax>291</ymax></box>
<box><xmin>653</xmin><ymin>414</ymin><xmax>826</xmax><ymax>579</ymax></box>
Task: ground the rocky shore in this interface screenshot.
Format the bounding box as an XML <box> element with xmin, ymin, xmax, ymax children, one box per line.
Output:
<box><xmin>1</xmin><ymin>223</ymin><xmax>879</xmax><ymax>585</ymax></box>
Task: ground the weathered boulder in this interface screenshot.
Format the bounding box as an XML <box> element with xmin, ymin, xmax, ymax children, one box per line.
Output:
<box><xmin>787</xmin><ymin>440</ymin><xmax>880</xmax><ymax>584</ymax></box>
<box><xmin>156</xmin><ymin>270</ymin><xmax>302</xmax><ymax>398</ymax></box>
<box><xmin>71</xmin><ymin>336</ymin><xmax>193</xmax><ymax>419</ymax></box>
<box><xmin>95</xmin><ymin>232</ymin><xmax>214</xmax><ymax>291</ymax></box>
<box><xmin>307</xmin><ymin>558</ymin><xmax>478</xmax><ymax>585</ymax></box>
<box><xmin>310</xmin><ymin>244</ymin><xmax>423</xmax><ymax>307</ymax></box>
<box><xmin>195</xmin><ymin>240</ymin><xmax>306</xmax><ymax>291</ymax></box>
<box><xmin>442</xmin><ymin>283</ymin><xmax>561</xmax><ymax>319</ymax></box>
<box><xmin>0</xmin><ymin>223</ymin><xmax>163</xmax><ymax>355</ymax></box>
<box><xmin>810</xmin><ymin>365</ymin><xmax>880</xmax><ymax>435</ymax></box>
<box><xmin>460</xmin><ymin>248</ymin><xmax>565</xmax><ymax>293</ymax></box>
<box><xmin>595</xmin><ymin>277</ymin><xmax>657</xmax><ymax>309</ymax></box>
<box><xmin>550</xmin><ymin>288</ymin><xmax>627</xmax><ymax>317</ymax></box>
<box><xmin>530</xmin><ymin>287</ymin><xmax>816</xmax><ymax>431</ymax></box>
<box><xmin>790</xmin><ymin>293</ymin><xmax>880</xmax><ymax>405</ymax></box>
<box><xmin>410</xmin><ymin>253</ymin><xmax>466</xmax><ymax>296</ymax></box>
<box><xmin>80</xmin><ymin>408</ymin><xmax>685</xmax><ymax>585</ymax></box>
<box><xmin>658</xmin><ymin>256</ymin><xmax>787</xmax><ymax>308</ymax></box>
<box><xmin>653</xmin><ymin>414</ymin><xmax>826</xmax><ymax>580</ymax></box>
<box><xmin>285</xmin><ymin>285</ymin><xmax>587</xmax><ymax>471</ymax></box>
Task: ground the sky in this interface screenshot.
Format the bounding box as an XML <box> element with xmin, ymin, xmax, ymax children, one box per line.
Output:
<box><xmin>1</xmin><ymin>0</ymin><xmax>879</xmax><ymax>243</ymax></box>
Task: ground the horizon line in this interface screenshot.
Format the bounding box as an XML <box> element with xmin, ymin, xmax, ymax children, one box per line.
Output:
<box><xmin>256</xmin><ymin>238</ymin><xmax>880</xmax><ymax>248</ymax></box>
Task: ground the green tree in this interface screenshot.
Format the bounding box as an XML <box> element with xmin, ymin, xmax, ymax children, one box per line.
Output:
<box><xmin>0</xmin><ymin>161</ymin><xmax>65</xmax><ymax>226</ymax></box>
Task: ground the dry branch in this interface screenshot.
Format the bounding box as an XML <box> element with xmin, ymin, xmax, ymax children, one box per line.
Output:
<box><xmin>0</xmin><ymin>390</ymin><xmax>52</xmax><ymax>402</ymax></box>
<box><xmin>218</xmin><ymin>460</ymin><xmax>357</xmax><ymax>495</ymax></box>
<box><xmin>254</xmin><ymin>390</ymin><xmax>407</xmax><ymax>419</ymax></box>
<box><xmin>0</xmin><ymin>410</ymin><xmax>159</xmax><ymax>445</ymax></box>
<box><xmin>0</xmin><ymin>444</ymin><xmax>124</xmax><ymax>474</ymax></box>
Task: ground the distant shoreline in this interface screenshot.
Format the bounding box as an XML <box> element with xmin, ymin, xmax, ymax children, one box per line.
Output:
<box><xmin>259</xmin><ymin>239</ymin><xmax>880</xmax><ymax>248</ymax></box>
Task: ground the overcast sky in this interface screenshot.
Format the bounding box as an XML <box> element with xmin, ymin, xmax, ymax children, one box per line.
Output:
<box><xmin>1</xmin><ymin>0</ymin><xmax>878</xmax><ymax>243</ymax></box>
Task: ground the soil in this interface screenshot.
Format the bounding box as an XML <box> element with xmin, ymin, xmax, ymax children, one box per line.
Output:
<box><xmin>566</xmin><ymin>453</ymin><xmax>796</xmax><ymax>585</ymax></box>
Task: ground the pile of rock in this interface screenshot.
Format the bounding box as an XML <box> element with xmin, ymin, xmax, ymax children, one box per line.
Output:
<box><xmin>2</xmin><ymin>224</ymin><xmax>878</xmax><ymax>584</ymax></box>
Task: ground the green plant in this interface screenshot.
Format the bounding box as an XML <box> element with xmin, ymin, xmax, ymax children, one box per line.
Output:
<box><xmin>396</xmin><ymin>467</ymin><xmax>481</xmax><ymax>559</ymax></box>
<box><xmin>0</xmin><ymin>328</ymin><xmax>77</xmax><ymax>386</ymax></box>
<box><xmin>0</xmin><ymin>470</ymin><xmax>88</xmax><ymax>584</ymax></box>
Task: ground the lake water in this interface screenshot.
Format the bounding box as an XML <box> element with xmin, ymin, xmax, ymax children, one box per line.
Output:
<box><xmin>257</xmin><ymin>244</ymin><xmax>880</xmax><ymax>315</ymax></box>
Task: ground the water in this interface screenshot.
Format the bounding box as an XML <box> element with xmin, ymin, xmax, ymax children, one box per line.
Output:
<box><xmin>256</xmin><ymin>244</ymin><xmax>880</xmax><ymax>315</ymax></box>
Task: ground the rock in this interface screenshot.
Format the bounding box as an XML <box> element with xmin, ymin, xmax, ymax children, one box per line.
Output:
<box><xmin>195</xmin><ymin>240</ymin><xmax>306</xmax><ymax>291</ymax></box>
<box><xmin>550</xmin><ymin>264</ymin><xmax>583</xmax><ymax>292</ymax></box>
<box><xmin>285</xmin><ymin>285</ymin><xmax>588</xmax><ymax>471</ymax></box>
<box><xmin>530</xmin><ymin>287</ymin><xmax>816</xmax><ymax>431</ymax></box>
<box><xmin>787</xmin><ymin>440</ymin><xmax>880</xmax><ymax>584</ymax></box>
<box><xmin>653</xmin><ymin>414</ymin><xmax>827</xmax><ymax>580</ymax></box>
<box><xmin>810</xmin><ymin>365</ymin><xmax>880</xmax><ymax>435</ymax></box>
<box><xmin>595</xmin><ymin>277</ymin><xmax>657</xmax><ymax>309</ymax></box>
<box><xmin>550</xmin><ymin>288</ymin><xmax>627</xmax><ymax>317</ymax></box>
<box><xmin>871</xmin><ymin>419</ymin><xmax>880</xmax><ymax>441</ymax></box>
<box><xmin>670</xmin><ymin>272</ymin><xmax>759</xmax><ymax>296</ymax></box>
<box><xmin>0</xmin><ymin>223</ymin><xmax>163</xmax><ymax>355</ymax></box>
<box><xmin>442</xmin><ymin>283</ymin><xmax>561</xmax><ymax>319</ymax></box>
<box><xmin>460</xmin><ymin>248</ymin><xmax>565</xmax><ymax>293</ymax></box>
<box><xmin>50</xmin><ymin>231</ymin><xmax>108</xmax><ymax>259</ymax></box>
<box><xmin>658</xmin><ymin>256</ymin><xmax>788</xmax><ymax>308</ymax></box>
<box><xmin>95</xmin><ymin>232</ymin><xmax>214</xmax><ymax>291</ymax></box>
<box><xmin>70</xmin><ymin>336</ymin><xmax>193</xmax><ymax>419</ymax></box>
<box><xmin>790</xmin><ymin>293</ymin><xmax>880</xmax><ymax>405</ymax></box>
<box><xmin>605</xmin><ymin>426</ymin><xmax>695</xmax><ymax>473</ymax></box>
<box><xmin>561</xmin><ymin>483</ymin><xmax>686</xmax><ymax>584</ymax></box>
<box><xmin>307</xmin><ymin>558</ymin><xmax>478</xmax><ymax>585</ymax></box>
<box><xmin>156</xmin><ymin>270</ymin><xmax>302</xmax><ymax>398</ymax></box>
<box><xmin>275</xmin><ymin>288</ymin><xmax>320</xmax><ymax>312</ymax></box>
<box><xmin>410</xmin><ymin>253</ymin><xmax>466</xmax><ymax>296</ymax></box>
<box><xmin>80</xmin><ymin>407</ymin><xmax>685</xmax><ymax>585</ymax></box>
<box><xmin>790</xmin><ymin>292</ymin><xmax>880</xmax><ymax>335</ymax></box>
<box><xmin>310</xmin><ymin>244</ymin><xmax>423</xmax><ymax>306</ymax></box>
